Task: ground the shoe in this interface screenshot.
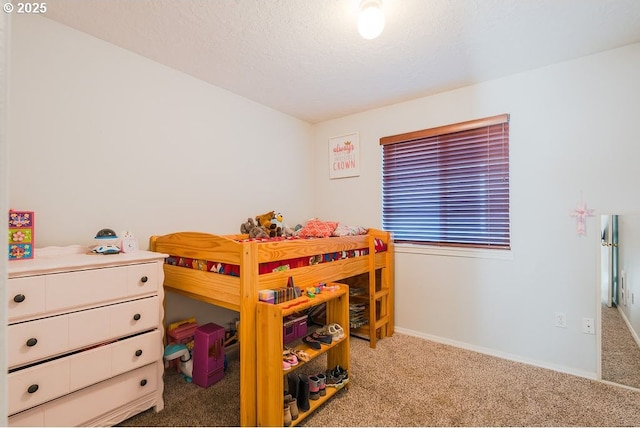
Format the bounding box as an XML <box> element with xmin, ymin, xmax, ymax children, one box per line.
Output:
<box><xmin>325</xmin><ymin>365</ymin><xmax>348</xmax><ymax>388</ymax></box>
<box><xmin>284</xmin><ymin>403</ymin><xmax>292</xmax><ymax>426</ymax></box>
<box><xmin>287</xmin><ymin>373</ymin><xmax>300</xmax><ymax>401</ymax></box>
<box><xmin>309</xmin><ymin>332</ymin><xmax>332</xmax><ymax>345</ymax></box>
<box><xmin>333</xmin><ymin>364</ymin><xmax>349</xmax><ymax>383</ymax></box>
<box><xmin>327</xmin><ymin>323</ymin><xmax>345</xmax><ymax>340</ymax></box>
<box><xmin>325</xmin><ymin>371</ymin><xmax>343</xmax><ymax>388</ymax></box>
<box><xmin>302</xmin><ymin>335</ymin><xmax>322</xmax><ymax>350</ymax></box>
<box><xmin>308</xmin><ymin>375</ymin><xmax>321</xmax><ymax>400</ymax></box>
<box><xmin>292</xmin><ymin>348</ymin><xmax>310</xmax><ymax>362</ymax></box>
<box><xmin>284</xmin><ymin>394</ymin><xmax>299</xmax><ymax>420</ymax></box>
<box><xmin>316</xmin><ymin>373</ymin><xmax>326</xmax><ymax>396</ymax></box>
<box><xmin>297</xmin><ymin>374</ymin><xmax>310</xmax><ymax>412</ymax></box>
<box><xmin>283</xmin><ymin>349</ymin><xmax>298</xmax><ymax>366</ymax></box>
<box><xmin>316</xmin><ymin>323</ymin><xmax>345</xmax><ymax>342</ymax></box>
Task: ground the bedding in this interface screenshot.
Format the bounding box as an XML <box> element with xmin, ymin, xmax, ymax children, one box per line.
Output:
<box><xmin>164</xmin><ymin>235</ymin><xmax>387</xmax><ymax>276</ymax></box>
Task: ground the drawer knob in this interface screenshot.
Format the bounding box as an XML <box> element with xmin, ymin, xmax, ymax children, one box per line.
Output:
<box><xmin>135</xmin><ymin>349</ymin><xmax>143</xmax><ymax>357</ymax></box>
<box><xmin>133</xmin><ymin>313</ymin><xmax>141</xmax><ymax>321</ymax></box>
<box><xmin>26</xmin><ymin>338</ymin><xmax>38</xmax><ymax>347</ymax></box>
<box><xmin>27</xmin><ymin>384</ymin><xmax>39</xmax><ymax>394</ymax></box>
<box><xmin>140</xmin><ymin>379</ymin><xmax>147</xmax><ymax>387</ymax></box>
<box><xmin>140</xmin><ymin>276</ymin><xmax>148</xmax><ymax>283</ymax></box>
<box><xmin>13</xmin><ymin>294</ymin><xmax>26</xmax><ymax>303</ymax></box>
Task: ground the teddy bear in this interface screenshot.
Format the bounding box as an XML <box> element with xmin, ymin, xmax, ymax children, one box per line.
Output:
<box><xmin>240</xmin><ymin>217</ymin><xmax>268</xmax><ymax>239</ymax></box>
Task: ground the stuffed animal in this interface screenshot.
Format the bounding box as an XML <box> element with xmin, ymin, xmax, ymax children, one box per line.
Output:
<box><xmin>240</xmin><ymin>217</ymin><xmax>269</xmax><ymax>239</ymax></box>
<box><xmin>255</xmin><ymin>211</ymin><xmax>275</xmax><ymax>230</ymax></box>
<box><xmin>255</xmin><ymin>211</ymin><xmax>282</xmax><ymax>238</ymax></box>
<box><xmin>270</xmin><ymin>212</ymin><xmax>284</xmax><ymax>237</ymax></box>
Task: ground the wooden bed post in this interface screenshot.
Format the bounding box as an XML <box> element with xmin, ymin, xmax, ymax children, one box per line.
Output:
<box><xmin>385</xmin><ymin>232</ymin><xmax>395</xmax><ymax>336</ymax></box>
<box><xmin>368</xmin><ymin>234</ymin><xmax>379</xmax><ymax>348</ymax></box>
<box><xmin>239</xmin><ymin>240</ymin><xmax>258</xmax><ymax>427</ymax></box>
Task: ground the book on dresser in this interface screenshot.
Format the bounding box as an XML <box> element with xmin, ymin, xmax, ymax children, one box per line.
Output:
<box><xmin>6</xmin><ymin>245</ymin><xmax>167</xmax><ymax>427</ymax></box>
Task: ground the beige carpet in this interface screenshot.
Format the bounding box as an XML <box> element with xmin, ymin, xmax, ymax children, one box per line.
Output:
<box><xmin>601</xmin><ymin>303</ymin><xmax>640</xmax><ymax>389</ymax></box>
<box><xmin>119</xmin><ymin>333</ymin><xmax>640</xmax><ymax>427</ymax></box>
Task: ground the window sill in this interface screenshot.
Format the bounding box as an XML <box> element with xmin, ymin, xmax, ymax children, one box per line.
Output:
<box><xmin>394</xmin><ymin>243</ymin><xmax>514</xmax><ymax>260</ymax></box>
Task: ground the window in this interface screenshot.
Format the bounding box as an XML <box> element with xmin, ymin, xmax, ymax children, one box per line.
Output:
<box><xmin>381</xmin><ymin>114</ymin><xmax>510</xmax><ymax>249</ymax></box>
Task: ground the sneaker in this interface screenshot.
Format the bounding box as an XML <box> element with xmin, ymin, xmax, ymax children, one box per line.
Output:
<box><xmin>327</xmin><ymin>323</ymin><xmax>345</xmax><ymax>341</ymax></box>
<box><xmin>325</xmin><ymin>371</ymin><xmax>343</xmax><ymax>388</ymax></box>
<box><xmin>333</xmin><ymin>364</ymin><xmax>349</xmax><ymax>383</ymax></box>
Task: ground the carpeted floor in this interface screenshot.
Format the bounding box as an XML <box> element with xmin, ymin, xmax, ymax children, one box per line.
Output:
<box><xmin>601</xmin><ymin>303</ymin><xmax>640</xmax><ymax>389</ymax></box>
<box><xmin>119</xmin><ymin>332</ymin><xmax>640</xmax><ymax>427</ymax></box>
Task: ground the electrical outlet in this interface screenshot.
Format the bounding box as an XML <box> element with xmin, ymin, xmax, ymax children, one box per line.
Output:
<box><xmin>582</xmin><ymin>317</ymin><xmax>595</xmax><ymax>334</ymax></box>
<box><xmin>555</xmin><ymin>312</ymin><xmax>567</xmax><ymax>328</ymax></box>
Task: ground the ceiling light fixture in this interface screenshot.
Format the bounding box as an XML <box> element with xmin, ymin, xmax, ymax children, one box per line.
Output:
<box><xmin>358</xmin><ymin>0</ymin><xmax>385</xmax><ymax>40</ymax></box>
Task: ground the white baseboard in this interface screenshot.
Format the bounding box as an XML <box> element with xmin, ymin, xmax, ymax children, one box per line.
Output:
<box><xmin>394</xmin><ymin>326</ymin><xmax>597</xmax><ymax>381</ymax></box>
<box><xmin>617</xmin><ymin>306</ymin><xmax>640</xmax><ymax>349</ymax></box>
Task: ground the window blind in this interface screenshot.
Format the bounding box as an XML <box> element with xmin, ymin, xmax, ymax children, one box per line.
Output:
<box><xmin>381</xmin><ymin>114</ymin><xmax>510</xmax><ymax>249</ymax></box>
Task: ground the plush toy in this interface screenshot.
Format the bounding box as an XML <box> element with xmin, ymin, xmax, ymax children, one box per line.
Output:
<box><xmin>255</xmin><ymin>211</ymin><xmax>282</xmax><ymax>238</ymax></box>
<box><xmin>255</xmin><ymin>211</ymin><xmax>275</xmax><ymax>230</ymax></box>
<box><xmin>270</xmin><ymin>212</ymin><xmax>284</xmax><ymax>237</ymax></box>
<box><xmin>240</xmin><ymin>217</ymin><xmax>268</xmax><ymax>239</ymax></box>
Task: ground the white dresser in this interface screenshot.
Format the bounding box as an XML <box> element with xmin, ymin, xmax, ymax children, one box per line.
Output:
<box><xmin>6</xmin><ymin>245</ymin><xmax>167</xmax><ymax>427</ymax></box>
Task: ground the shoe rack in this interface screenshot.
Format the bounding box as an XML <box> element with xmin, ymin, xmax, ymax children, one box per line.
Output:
<box><xmin>256</xmin><ymin>283</ymin><xmax>350</xmax><ymax>427</ymax></box>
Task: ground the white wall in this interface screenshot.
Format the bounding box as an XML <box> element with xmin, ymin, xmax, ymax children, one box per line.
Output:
<box><xmin>312</xmin><ymin>43</ymin><xmax>640</xmax><ymax>377</ymax></box>
<box><xmin>619</xmin><ymin>213</ymin><xmax>640</xmax><ymax>341</ymax></box>
<box><xmin>8</xmin><ymin>15</ymin><xmax>314</xmax><ymax>327</ymax></box>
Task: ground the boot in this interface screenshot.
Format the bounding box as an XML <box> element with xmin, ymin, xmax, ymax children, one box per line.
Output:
<box><xmin>297</xmin><ymin>373</ymin><xmax>310</xmax><ymax>412</ymax></box>
<box><xmin>285</xmin><ymin>395</ymin><xmax>299</xmax><ymax>420</ymax></box>
<box><xmin>287</xmin><ymin>372</ymin><xmax>299</xmax><ymax>401</ymax></box>
<box><xmin>308</xmin><ymin>375</ymin><xmax>320</xmax><ymax>400</ymax></box>
<box><xmin>316</xmin><ymin>373</ymin><xmax>326</xmax><ymax>396</ymax></box>
<box><xmin>284</xmin><ymin>403</ymin><xmax>292</xmax><ymax>426</ymax></box>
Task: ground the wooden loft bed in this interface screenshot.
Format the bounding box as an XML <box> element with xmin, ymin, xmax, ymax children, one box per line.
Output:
<box><xmin>149</xmin><ymin>228</ymin><xmax>394</xmax><ymax>427</ymax></box>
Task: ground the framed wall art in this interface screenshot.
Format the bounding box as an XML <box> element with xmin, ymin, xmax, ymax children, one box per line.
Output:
<box><xmin>328</xmin><ymin>132</ymin><xmax>360</xmax><ymax>179</ymax></box>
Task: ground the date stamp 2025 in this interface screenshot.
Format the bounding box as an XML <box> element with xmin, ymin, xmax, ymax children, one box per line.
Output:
<box><xmin>3</xmin><ymin>2</ymin><xmax>47</xmax><ymax>14</ymax></box>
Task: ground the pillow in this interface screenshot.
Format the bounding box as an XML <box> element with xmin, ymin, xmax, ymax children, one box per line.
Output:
<box><xmin>296</xmin><ymin>219</ymin><xmax>338</xmax><ymax>238</ymax></box>
<box><xmin>332</xmin><ymin>224</ymin><xmax>368</xmax><ymax>237</ymax></box>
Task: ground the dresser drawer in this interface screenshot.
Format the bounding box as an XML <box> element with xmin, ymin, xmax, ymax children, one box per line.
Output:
<box><xmin>8</xmin><ymin>358</ymin><xmax>71</xmax><ymax>415</ymax></box>
<box><xmin>111</xmin><ymin>329</ymin><xmax>162</xmax><ymax>376</ymax></box>
<box><xmin>125</xmin><ymin>262</ymin><xmax>160</xmax><ymax>296</ymax></box>
<box><xmin>109</xmin><ymin>296</ymin><xmax>160</xmax><ymax>338</ymax></box>
<box><xmin>8</xmin><ymin>330</ymin><xmax>162</xmax><ymax>415</ymax></box>
<box><xmin>49</xmin><ymin>362</ymin><xmax>158</xmax><ymax>427</ymax></box>
<box><xmin>8</xmin><ymin>315</ymin><xmax>70</xmax><ymax>369</ymax></box>
<box><xmin>7</xmin><ymin>276</ymin><xmax>46</xmax><ymax>322</ymax></box>
<box><xmin>8</xmin><ymin>362</ymin><xmax>160</xmax><ymax>427</ymax></box>
<box><xmin>8</xmin><ymin>263</ymin><xmax>160</xmax><ymax>323</ymax></box>
<box><xmin>9</xmin><ymin>297</ymin><xmax>160</xmax><ymax>369</ymax></box>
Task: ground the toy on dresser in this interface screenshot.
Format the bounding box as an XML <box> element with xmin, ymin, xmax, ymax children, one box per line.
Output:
<box><xmin>8</xmin><ymin>210</ymin><xmax>34</xmax><ymax>260</ymax></box>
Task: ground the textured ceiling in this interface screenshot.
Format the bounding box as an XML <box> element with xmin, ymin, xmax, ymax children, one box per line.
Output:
<box><xmin>38</xmin><ymin>0</ymin><xmax>640</xmax><ymax>123</ymax></box>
